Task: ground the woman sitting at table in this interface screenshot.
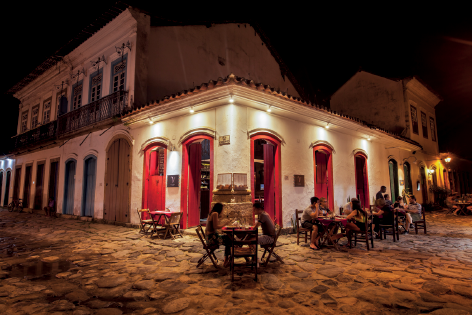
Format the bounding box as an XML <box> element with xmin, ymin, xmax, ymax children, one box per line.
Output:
<box><xmin>205</xmin><ymin>203</ymin><xmax>231</xmax><ymax>268</ymax></box>
<box><xmin>344</xmin><ymin>200</ymin><xmax>366</xmax><ymax>246</ymax></box>
<box><xmin>372</xmin><ymin>198</ymin><xmax>394</xmax><ymax>237</ymax></box>
<box><xmin>446</xmin><ymin>193</ymin><xmax>461</xmax><ymax>216</ymax></box>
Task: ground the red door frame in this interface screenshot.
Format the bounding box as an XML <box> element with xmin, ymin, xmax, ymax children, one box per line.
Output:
<box><xmin>142</xmin><ymin>143</ymin><xmax>167</xmax><ymax>217</ymax></box>
<box><xmin>250</xmin><ymin>133</ymin><xmax>282</xmax><ymax>226</ymax></box>
<box><xmin>354</xmin><ymin>152</ymin><xmax>370</xmax><ymax>209</ymax></box>
<box><xmin>180</xmin><ymin>134</ymin><xmax>214</xmax><ymax>229</ymax></box>
<box><xmin>313</xmin><ymin>145</ymin><xmax>334</xmax><ymax>210</ymax></box>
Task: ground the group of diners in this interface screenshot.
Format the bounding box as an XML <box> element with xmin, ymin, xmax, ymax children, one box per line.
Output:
<box><xmin>445</xmin><ymin>192</ymin><xmax>472</xmax><ymax>215</ymax></box>
<box><xmin>301</xmin><ymin>185</ymin><xmax>424</xmax><ymax>250</ymax></box>
<box><xmin>205</xmin><ymin>202</ymin><xmax>275</xmax><ymax>268</ymax></box>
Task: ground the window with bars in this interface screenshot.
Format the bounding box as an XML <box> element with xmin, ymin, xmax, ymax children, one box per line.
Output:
<box><xmin>90</xmin><ymin>72</ymin><xmax>103</xmax><ymax>102</ymax></box>
<box><xmin>43</xmin><ymin>98</ymin><xmax>51</xmax><ymax>123</ymax></box>
<box><xmin>112</xmin><ymin>58</ymin><xmax>126</xmax><ymax>93</ymax></box>
<box><xmin>31</xmin><ymin>105</ymin><xmax>39</xmax><ymax>129</ymax></box>
<box><xmin>21</xmin><ymin>110</ymin><xmax>28</xmax><ymax>133</ymax></box>
<box><xmin>72</xmin><ymin>83</ymin><xmax>83</xmax><ymax>110</ymax></box>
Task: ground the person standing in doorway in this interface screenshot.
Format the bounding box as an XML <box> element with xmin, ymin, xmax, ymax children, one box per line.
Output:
<box><xmin>44</xmin><ymin>198</ymin><xmax>55</xmax><ymax>217</ymax></box>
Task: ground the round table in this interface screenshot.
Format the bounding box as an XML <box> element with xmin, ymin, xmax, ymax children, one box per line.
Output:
<box><xmin>316</xmin><ymin>217</ymin><xmax>348</xmax><ymax>250</ymax></box>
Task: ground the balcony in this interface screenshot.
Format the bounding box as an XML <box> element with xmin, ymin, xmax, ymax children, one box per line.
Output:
<box><xmin>13</xmin><ymin>120</ymin><xmax>57</xmax><ymax>151</ymax></box>
<box><xmin>57</xmin><ymin>90</ymin><xmax>129</xmax><ymax>137</ymax></box>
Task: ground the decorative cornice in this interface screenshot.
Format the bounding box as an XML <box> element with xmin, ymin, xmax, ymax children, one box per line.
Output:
<box><xmin>178</xmin><ymin>127</ymin><xmax>215</xmax><ymax>146</ymax></box>
<box><xmin>309</xmin><ymin>140</ymin><xmax>336</xmax><ymax>153</ymax></box>
<box><xmin>353</xmin><ymin>149</ymin><xmax>369</xmax><ymax>159</ymax></box>
<box><xmin>247</xmin><ymin>128</ymin><xmax>286</xmax><ymax>146</ymax></box>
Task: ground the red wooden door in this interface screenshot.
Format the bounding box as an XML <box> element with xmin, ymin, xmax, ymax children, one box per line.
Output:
<box><xmin>145</xmin><ymin>147</ymin><xmax>166</xmax><ymax>214</ymax></box>
<box><xmin>355</xmin><ymin>154</ymin><xmax>369</xmax><ymax>208</ymax></box>
<box><xmin>263</xmin><ymin>144</ymin><xmax>276</xmax><ymax>220</ymax></box>
<box><xmin>188</xmin><ymin>143</ymin><xmax>202</xmax><ymax>228</ymax></box>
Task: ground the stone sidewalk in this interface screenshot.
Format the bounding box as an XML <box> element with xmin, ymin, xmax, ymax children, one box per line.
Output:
<box><xmin>1</xmin><ymin>209</ymin><xmax>472</xmax><ymax>315</ymax></box>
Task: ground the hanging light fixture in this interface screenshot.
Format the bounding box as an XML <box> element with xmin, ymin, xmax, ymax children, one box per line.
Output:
<box><xmin>148</xmin><ymin>118</ymin><xmax>153</xmax><ymax>125</ymax></box>
<box><xmin>229</xmin><ymin>95</ymin><xmax>234</xmax><ymax>103</ymax></box>
<box><xmin>267</xmin><ymin>106</ymin><xmax>272</xmax><ymax>113</ymax></box>
<box><xmin>189</xmin><ymin>107</ymin><xmax>194</xmax><ymax>114</ymax></box>
<box><xmin>325</xmin><ymin>123</ymin><xmax>330</xmax><ymax>129</ymax></box>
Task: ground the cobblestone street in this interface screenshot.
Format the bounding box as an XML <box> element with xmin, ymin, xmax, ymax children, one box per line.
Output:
<box><xmin>1</xmin><ymin>209</ymin><xmax>472</xmax><ymax>315</ymax></box>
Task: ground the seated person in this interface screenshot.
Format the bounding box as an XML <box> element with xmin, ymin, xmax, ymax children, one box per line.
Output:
<box><xmin>384</xmin><ymin>194</ymin><xmax>393</xmax><ymax>206</ymax></box>
<box><xmin>404</xmin><ymin>195</ymin><xmax>422</xmax><ymax>234</ymax></box>
<box><xmin>372</xmin><ymin>198</ymin><xmax>394</xmax><ymax>236</ymax></box>
<box><xmin>252</xmin><ymin>202</ymin><xmax>276</xmax><ymax>246</ymax></box>
<box><xmin>205</xmin><ymin>203</ymin><xmax>231</xmax><ymax>267</ymax></box>
<box><xmin>393</xmin><ymin>196</ymin><xmax>407</xmax><ymax>231</ymax></box>
<box><xmin>393</xmin><ymin>196</ymin><xmax>404</xmax><ymax>209</ymax></box>
<box><xmin>301</xmin><ymin>197</ymin><xmax>324</xmax><ymax>250</ymax></box>
<box><xmin>446</xmin><ymin>193</ymin><xmax>461</xmax><ymax>216</ymax></box>
<box><xmin>44</xmin><ymin>198</ymin><xmax>55</xmax><ymax>217</ymax></box>
<box><xmin>345</xmin><ymin>200</ymin><xmax>367</xmax><ymax>246</ymax></box>
<box><xmin>342</xmin><ymin>198</ymin><xmax>358</xmax><ymax>215</ymax></box>
<box><xmin>319</xmin><ymin>197</ymin><xmax>333</xmax><ymax>216</ymax></box>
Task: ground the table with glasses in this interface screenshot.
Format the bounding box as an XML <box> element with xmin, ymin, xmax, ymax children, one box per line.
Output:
<box><xmin>316</xmin><ymin>216</ymin><xmax>348</xmax><ymax>250</ymax></box>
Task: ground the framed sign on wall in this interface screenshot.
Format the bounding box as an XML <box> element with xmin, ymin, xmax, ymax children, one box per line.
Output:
<box><xmin>167</xmin><ymin>175</ymin><xmax>180</xmax><ymax>187</ymax></box>
<box><xmin>294</xmin><ymin>175</ymin><xmax>305</xmax><ymax>187</ymax></box>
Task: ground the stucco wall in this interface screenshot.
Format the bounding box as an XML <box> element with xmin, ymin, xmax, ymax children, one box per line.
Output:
<box><xmin>0</xmin><ymin>158</ymin><xmax>16</xmax><ymax>206</ymax></box>
<box><xmin>330</xmin><ymin>71</ymin><xmax>406</xmax><ymax>134</ymax></box>
<box><xmin>147</xmin><ymin>24</ymin><xmax>300</xmax><ymax>101</ymax></box>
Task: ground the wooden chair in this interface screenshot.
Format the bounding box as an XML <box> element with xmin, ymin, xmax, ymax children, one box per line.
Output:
<box><xmin>195</xmin><ymin>225</ymin><xmax>219</xmax><ymax>268</ymax></box>
<box><xmin>349</xmin><ymin>212</ymin><xmax>374</xmax><ymax>250</ymax></box>
<box><xmin>137</xmin><ymin>208</ymin><xmax>154</xmax><ymax>236</ymax></box>
<box><xmin>414</xmin><ymin>210</ymin><xmax>427</xmax><ymax>234</ymax></box>
<box><xmin>230</xmin><ymin>228</ymin><xmax>258</xmax><ymax>282</ymax></box>
<box><xmin>162</xmin><ymin>212</ymin><xmax>183</xmax><ymax>239</ymax></box>
<box><xmin>379</xmin><ymin>209</ymin><xmax>400</xmax><ymax>242</ymax></box>
<box><xmin>295</xmin><ymin>209</ymin><xmax>311</xmax><ymax>245</ymax></box>
<box><xmin>260</xmin><ymin>224</ymin><xmax>284</xmax><ymax>267</ymax></box>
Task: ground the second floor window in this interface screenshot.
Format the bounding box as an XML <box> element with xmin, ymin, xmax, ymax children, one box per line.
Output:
<box><xmin>90</xmin><ymin>72</ymin><xmax>102</xmax><ymax>102</ymax></box>
<box><xmin>72</xmin><ymin>84</ymin><xmax>83</xmax><ymax>110</ymax></box>
<box><xmin>421</xmin><ymin>111</ymin><xmax>428</xmax><ymax>139</ymax></box>
<box><xmin>112</xmin><ymin>59</ymin><xmax>126</xmax><ymax>92</ymax></box>
<box><xmin>21</xmin><ymin>110</ymin><xmax>28</xmax><ymax>133</ymax></box>
<box><xmin>56</xmin><ymin>88</ymin><xmax>67</xmax><ymax>119</ymax></box>
<box><xmin>31</xmin><ymin>105</ymin><xmax>39</xmax><ymax>129</ymax></box>
<box><xmin>43</xmin><ymin>99</ymin><xmax>51</xmax><ymax>123</ymax></box>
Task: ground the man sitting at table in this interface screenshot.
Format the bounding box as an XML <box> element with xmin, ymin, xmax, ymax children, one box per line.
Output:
<box><xmin>384</xmin><ymin>194</ymin><xmax>393</xmax><ymax>206</ymax></box>
<box><xmin>372</xmin><ymin>198</ymin><xmax>394</xmax><ymax>236</ymax></box>
<box><xmin>376</xmin><ymin>186</ymin><xmax>387</xmax><ymax>200</ymax></box>
<box><xmin>301</xmin><ymin>197</ymin><xmax>323</xmax><ymax>250</ymax></box>
<box><xmin>404</xmin><ymin>195</ymin><xmax>422</xmax><ymax>234</ymax></box>
<box><xmin>320</xmin><ymin>197</ymin><xmax>333</xmax><ymax>216</ymax></box>
<box><xmin>244</xmin><ymin>203</ymin><xmax>276</xmax><ymax>265</ymax></box>
<box><xmin>342</xmin><ymin>198</ymin><xmax>358</xmax><ymax>215</ymax></box>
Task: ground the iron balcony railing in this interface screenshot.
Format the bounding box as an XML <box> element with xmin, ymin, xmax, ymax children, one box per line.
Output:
<box><xmin>13</xmin><ymin>120</ymin><xmax>57</xmax><ymax>150</ymax></box>
<box><xmin>57</xmin><ymin>90</ymin><xmax>129</xmax><ymax>136</ymax></box>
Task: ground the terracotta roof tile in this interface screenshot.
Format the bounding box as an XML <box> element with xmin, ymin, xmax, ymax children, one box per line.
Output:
<box><xmin>122</xmin><ymin>73</ymin><xmax>421</xmax><ymax>149</ymax></box>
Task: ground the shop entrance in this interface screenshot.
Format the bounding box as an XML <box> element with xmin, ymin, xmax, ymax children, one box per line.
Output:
<box><xmin>82</xmin><ymin>156</ymin><xmax>97</xmax><ymax>217</ymax></box>
<box><xmin>34</xmin><ymin>163</ymin><xmax>45</xmax><ymax>210</ymax></box>
<box><xmin>388</xmin><ymin>159</ymin><xmax>399</xmax><ymax>202</ymax></box>
<box><xmin>313</xmin><ymin>145</ymin><xmax>334</xmax><ymax>209</ymax></box>
<box><xmin>23</xmin><ymin>165</ymin><xmax>32</xmax><ymax>208</ymax></box>
<box><xmin>143</xmin><ymin>144</ymin><xmax>167</xmax><ymax>213</ymax></box>
<box><xmin>181</xmin><ymin>136</ymin><xmax>213</xmax><ymax>229</ymax></box>
<box><xmin>251</xmin><ymin>134</ymin><xmax>281</xmax><ymax>224</ymax></box>
<box><xmin>13</xmin><ymin>167</ymin><xmax>21</xmax><ymax>201</ymax></box>
<box><xmin>354</xmin><ymin>153</ymin><xmax>370</xmax><ymax>209</ymax></box>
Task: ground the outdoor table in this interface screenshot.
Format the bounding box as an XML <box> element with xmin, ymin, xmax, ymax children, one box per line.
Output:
<box><xmin>453</xmin><ymin>202</ymin><xmax>472</xmax><ymax>216</ymax></box>
<box><xmin>149</xmin><ymin>211</ymin><xmax>172</xmax><ymax>225</ymax></box>
<box><xmin>316</xmin><ymin>217</ymin><xmax>348</xmax><ymax>250</ymax></box>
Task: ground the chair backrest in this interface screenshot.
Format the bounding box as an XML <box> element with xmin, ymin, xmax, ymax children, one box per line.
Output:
<box><xmin>195</xmin><ymin>225</ymin><xmax>208</xmax><ymax>247</ymax></box>
<box><xmin>295</xmin><ymin>209</ymin><xmax>302</xmax><ymax>228</ymax></box>
<box><xmin>167</xmin><ymin>212</ymin><xmax>183</xmax><ymax>225</ymax></box>
<box><xmin>137</xmin><ymin>208</ymin><xmax>150</xmax><ymax>221</ymax></box>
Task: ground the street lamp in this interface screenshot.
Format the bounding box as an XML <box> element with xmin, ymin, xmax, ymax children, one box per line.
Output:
<box><xmin>445</xmin><ymin>157</ymin><xmax>451</xmax><ymax>163</ymax></box>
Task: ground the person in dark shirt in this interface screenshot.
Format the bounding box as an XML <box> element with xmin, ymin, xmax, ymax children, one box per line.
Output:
<box><xmin>252</xmin><ymin>203</ymin><xmax>276</xmax><ymax>245</ymax></box>
<box><xmin>372</xmin><ymin>198</ymin><xmax>393</xmax><ymax>235</ymax></box>
<box><xmin>44</xmin><ymin>198</ymin><xmax>55</xmax><ymax>217</ymax></box>
<box><xmin>384</xmin><ymin>194</ymin><xmax>392</xmax><ymax>206</ymax></box>
<box><xmin>375</xmin><ymin>186</ymin><xmax>387</xmax><ymax>200</ymax></box>
<box><xmin>393</xmin><ymin>196</ymin><xmax>404</xmax><ymax>209</ymax></box>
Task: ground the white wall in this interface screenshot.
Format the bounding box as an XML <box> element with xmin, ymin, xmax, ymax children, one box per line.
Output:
<box><xmin>0</xmin><ymin>158</ymin><xmax>15</xmax><ymax>206</ymax></box>
<box><xmin>147</xmin><ymin>24</ymin><xmax>300</xmax><ymax>102</ymax></box>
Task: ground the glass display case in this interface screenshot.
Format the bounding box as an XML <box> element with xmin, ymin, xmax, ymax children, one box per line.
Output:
<box><xmin>217</xmin><ymin>173</ymin><xmax>232</xmax><ymax>190</ymax></box>
<box><xmin>233</xmin><ymin>173</ymin><xmax>248</xmax><ymax>190</ymax></box>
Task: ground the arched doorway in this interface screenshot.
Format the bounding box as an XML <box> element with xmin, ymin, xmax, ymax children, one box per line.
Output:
<box><xmin>104</xmin><ymin>138</ymin><xmax>131</xmax><ymax>223</ymax></box>
<box><xmin>403</xmin><ymin>162</ymin><xmax>413</xmax><ymax>195</ymax></box>
<box><xmin>3</xmin><ymin>171</ymin><xmax>11</xmax><ymax>206</ymax></box>
<box><xmin>181</xmin><ymin>135</ymin><xmax>214</xmax><ymax>229</ymax></box>
<box><xmin>63</xmin><ymin>159</ymin><xmax>76</xmax><ymax>214</ymax></box>
<box><xmin>12</xmin><ymin>167</ymin><xmax>21</xmax><ymax>201</ymax></box>
<box><xmin>34</xmin><ymin>163</ymin><xmax>45</xmax><ymax>210</ymax></box>
<box><xmin>143</xmin><ymin>144</ymin><xmax>167</xmax><ymax>213</ymax></box>
<box><xmin>420</xmin><ymin>166</ymin><xmax>428</xmax><ymax>204</ymax></box>
<box><xmin>313</xmin><ymin>145</ymin><xmax>334</xmax><ymax>209</ymax></box>
<box><xmin>82</xmin><ymin>155</ymin><xmax>97</xmax><ymax>217</ymax></box>
<box><xmin>354</xmin><ymin>152</ymin><xmax>370</xmax><ymax>209</ymax></box>
<box><xmin>250</xmin><ymin>134</ymin><xmax>281</xmax><ymax>224</ymax></box>
<box><xmin>388</xmin><ymin>159</ymin><xmax>399</xmax><ymax>202</ymax></box>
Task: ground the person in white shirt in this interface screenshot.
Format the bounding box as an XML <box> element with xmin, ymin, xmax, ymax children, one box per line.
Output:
<box><xmin>404</xmin><ymin>195</ymin><xmax>422</xmax><ymax>234</ymax></box>
<box><xmin>342</xmin><ymin>198</ymin><xmax>358</xmax><ymax>215</ymax></box>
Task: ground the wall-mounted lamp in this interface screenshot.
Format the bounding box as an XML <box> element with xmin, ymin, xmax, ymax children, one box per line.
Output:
<box><xmin>367</xmin><ymin>136</ymin><xmax>371</xmax><ymax>141</ymax></box>
<box><xmin>189</xmin><ymin>107</ymin><xmax>194</xmax><ymax>114</ymax></box>
<box><xmin>148</xmin><ymin>118</ymin><xmax>154</xmax><ymax>125</ymax></box>
<box><xmin>90</xmin><ymin>55</ymin><xmax>107</xmax><ymax>71</ymax></box>
<box><xmin>229</xmin><ymin>95</ymin><xmax>234</xmax><ymax>103</ymax></box>
<box><xmin>428</xmin><ymin>169</ymin><xmax>435</xmax><ymax>175</ymax></box>
<box><xmin>445</xmin><ymin>157</ymin><xmax>452</xmax><ymax>163</ymax></box>
<box><xmin>325</xmin><ymin>123</ymin><xmax>330</xmax><ymax>129</ymax></box>
<box><xmin>267</xmin><ymin>106</ymin><xmax>272</xmax><ymax>113</ymax></box>
<box><xmin>115</xmin><ymin>41</ymin><xmax>132</xmax><ymax>62</ymax></box>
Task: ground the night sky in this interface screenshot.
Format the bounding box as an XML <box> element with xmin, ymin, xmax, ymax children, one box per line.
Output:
<box><xmin>2</xmin><ymin>2</ymin><xmax>471</xmax><ymax>160</ymax></box>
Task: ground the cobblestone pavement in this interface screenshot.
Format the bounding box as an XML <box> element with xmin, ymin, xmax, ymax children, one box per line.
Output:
<box><xmin>1</xmin><ymin>209</ymin><xmax>472</xmax><ymax>315</ymax></box>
